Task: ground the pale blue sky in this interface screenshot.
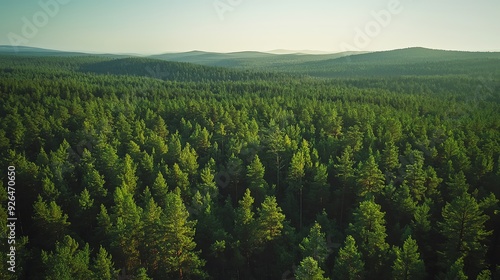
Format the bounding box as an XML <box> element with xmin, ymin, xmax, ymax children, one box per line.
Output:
<box><xmin>0</xmin><ymin>0</ymin><xmax>499</xmax><ymax>54</ymax></box>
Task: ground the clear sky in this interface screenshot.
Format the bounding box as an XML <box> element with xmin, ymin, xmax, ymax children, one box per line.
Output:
<box><xmin>0</xmin><ymin>0</ymin><xmax>499</xmax><ymax>54</ymax></box>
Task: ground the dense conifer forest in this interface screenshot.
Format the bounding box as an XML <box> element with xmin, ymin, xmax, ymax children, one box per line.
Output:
<box><xmin>0</xmin><ymin>50</ymin><xmax>499</xmax><ymax>279</ymax></box>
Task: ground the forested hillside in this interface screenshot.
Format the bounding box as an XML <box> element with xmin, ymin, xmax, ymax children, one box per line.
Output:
<box><xmin>0</xmin><ymin>53</ymin><xmax>499</xmax><ymax>279</ymax></box>
<box><xmin>149</xmin><ymin>47</ymin><xmax>500</xmax><ymax>78</ymax></box>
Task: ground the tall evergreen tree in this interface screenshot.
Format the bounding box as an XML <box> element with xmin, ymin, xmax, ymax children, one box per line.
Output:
<box><xmin>444</xmin><ymin>257</ymin><xmax>468</xmax><ymax>280</ymax></box>
<box><xmin>333</xmin><ymin>235</ymin><xmax>365</xmax><ymax>280</ymax></box>
<box><xmin>381</xmin><ymin>140</ymin><xmax>400</xmax><ymax>182</ymax></box>
<box><xmin>41</xmin><ymin>235</ymin><xmax>92</xmax><ymax>280</ymax></box>
<box><xmin>198</xmin><ymin>159</ymin><xmax>218</xmax><ymax>199</ymax></box>
<box><xmin>246</xmin><ymin>155</ymin><xmax>269</xmax><ymax>204</ymax></box>
<box><xmin>348</xmin><ymin>199</ymin><xmax>389</xmax><ymax>277</ymax></box>
<box><xmin>32</xmin><ymin>196</ymin><xmax>71</xmax><ymax>248</ymax></box>
<box><xmin>151</xmin><ymin>171</ymin><xmax>168</xmax><ymax>207</ymax></box>
<box><xmin>299</xmin><ymin>222</ymin><xmax>329</xmax><ymax>266</ymax></box>
<box><xmin>295</xmin><ymin>257</ymin><xmax>328</xmax><ymax>280</ymax></box>
<box><xmin>438</xmin><ymin>192</ymin><xmax>491</xmax><ymax>275</ymax></box>
<box><xmin>357</xmin><ymin>155</ymin><xmax>385</xmax><ymax>198</ymax></box>
<box><xmin>109</xmin><ymin>187</ymin><xmax>143</xmax><ymax>272</ymax></box>
<box><xmin>119</xmin><ymin>154</ymin><xmax>138</xmax><ymax>194</ymax></box>
<box><xmin>392</xmin><ymin>236</ymin><xmax>425</xmax><ymax>280</ymax></box>
<box><xmin>92</xmin><ymin>246</ymin><xmax>118</xmax><ymax>280</ymax></box>
<box><xmin>81</xmin><ymin>149</ymin><xmax>107</xmax><ymax>201</ymax></box>
<box><xmin>235</xmin><ymin>188</ymin><xmax>257</xmax><ymax>262</ymax></box>
<box><xmin>288</xmin><ymin>150</ymin><xmax>306</xmax><ymax>228</ymax></box>
<box><xmin>334</xmin><ymin>146</ymin><xmax>356</xmax><ymax>225</ymax></box>
<box><xmin>179</xmin><ymin>142</ymin><xmax>199</xmax><ymax>180</ymax></box>
<box><xmin>403</xmin><ymin>152</ymin><xmax>427</xmax><ymax>201</ymax></box>
<box><xmin>161</xmin><ymin>189</ymin><xmax>206</xmax><ymax>279</ymax></box>
<box><xmin>256</xmin><ymin>196</ymin><xmax>285</xmax><ymax>243</ymax></box>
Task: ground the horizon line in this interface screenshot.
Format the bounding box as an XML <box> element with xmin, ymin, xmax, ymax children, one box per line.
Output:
<box><xmin>1</xmin><ymin>45</ymin><xmax>500</xmax><ymax>56</ymax></box>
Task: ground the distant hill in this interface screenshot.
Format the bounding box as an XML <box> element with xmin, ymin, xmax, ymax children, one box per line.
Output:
<box><xmin>0</xmin><ymin>45</ymin><xmax>90</xmax><ymax>56</ymax></box>
<box><xmin>2</xmin><ymin>46</ymin><xmax>499</xmax><ymax>79</ymax></box>
<box><xmin>290</xmin><ymin>47</ymin><xmax>500</xmax><ymax>78</ymax></box>
<box><xmin>78</xmin><ymin>57</ymin><xmax>295</xmax><ymax>82</ymax></box>
<box><xmin>0</xmin><ymin>45</ymin><xmax>129</xmax><ymax>58</ymax></box>
<box><xmin>267</xmin><ymin>49</ymin><xmax>334</xmax><ymax>55</ymax></box>
<box><xmin>324</xmin><ymin>47</ymin><xmax>500</xmax><ymax>64</ymax></box>
<box><xmin>148</xmin><ymin>47</ymin><xmax>500</xmax><ymax>78</ymax></box>
<box><xmin>148</xmin><ymin>51</ymin><xmax>363</xmax><ymax>70</ymax></box>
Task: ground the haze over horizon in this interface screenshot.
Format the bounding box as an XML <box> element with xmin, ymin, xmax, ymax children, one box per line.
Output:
<box><xmin>1</xmin><ymin>0</ymin><xmax>499</xmax><ymax>55</ymax></box>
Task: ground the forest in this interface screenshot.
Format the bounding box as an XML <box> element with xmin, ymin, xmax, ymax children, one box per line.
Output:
<box><xmin>0</xmin><ymin>50</ymin><xmax>499</xmax><ymax>279</ymax></box>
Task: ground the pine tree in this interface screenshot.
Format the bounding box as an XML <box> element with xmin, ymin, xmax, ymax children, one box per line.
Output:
<box><xmin>246</xmin><ymin>155</ymin><xmax>268</xmax><ymax>204</ymax></box>
<box><xmin>357</xmin><ymin>155</ymin><xmax>385</xmax><ymax>198</ymax></box>
<box><xmin>295</xmin><ymin>257</ymin><xmax>328</xmax><ymax>280</ymax></box>
<box><xmin>152</xmin><ymin>115</ymin><xmax>169</xmax><ymax>139</ymax></box>
<box><xmin>288</xmin><ymin>150</ymin><xmax>306</xmax><ymax>228</ymax></box>
<box><xmin>299</xmin><ymin>222</ymin><xmax>329</xmax><ymax>266</ymax></box>
<box><xmin>81</xmin><ymin>149</ymin><xmax>107</xmax><ymax>200</ymax></box>
<box><xmin>476</xmin><ymin>269</ymin><xmax>492</xmax><ymax>280</ymax></box>
<box><xmin>334</xmin><ymin>146</ymin><xmax>356</xmax><ymax>225</ymax></box>
<box><xmin>333</xmin><ymin>235</ymin><xmax>365</xmax><ymax>280</ymax></box>
<box><xmin>403</xmin><ymin>152</ymin><xmax>427</xmax><ymax>201</ymax></box>
<box><xmin>110</xmin><ymin>187</ymin><xmax>143</xmax><ymax>272</ymax></box>
<box><xmin>135</xmin><ymin>267</ymin><xmax>153</xmax><ymax>280</ymax></box>
<box><xmin>198</xmin><ymin>159</ymin><xmax>218</xmax><ymax>199</ymax></box>
<box><xmin>256</xmin><ymin>196</ymin><xmax>285</xmax><ymax>243</ymax></box>
<box><xmin>32</xmin><ymin>196</ymin><xmax>71</xmax><ymax>248</ymax></box>
<box><xmin>179</xmin><ymin>142</ymin><xmax>199</xmax><ymax>179</ymax></box>
<box><xmin>444</xmin><ymin>257</ymin><xmax>468</xmax><ymax>280</ymax></box>
<box><xmin>226</xmin><ymin>153</ymin><xmax>244</xmax><ymax>200</ymax></box>
<box><xmin>161</xmin><ymin>189</ymin><xmax>206</xmax><ymax>279</ymax></box>
<box><xmin>424</xmin><ymin>166</ymin><xmax>442</xmax><ymax>199</ymax></box>
<box><xmin>167</xmin><ymin>132</ymin><xmax>182</xmax><ymax>165</ymax></box>
<box><xmin>445</xmin><ymin>171</ymin><xmax>469</xmax><ymax>199</ymax></box>
<box><xmin>264</xmin><ymin>121</ymin><xmax>287</xmax><ymax>189</ymax></box>
<box><xmin>335</xmin><ymin>147</ymin><xmax>356</xmax><ymax>184</ymax></box>
<box><xmin>82</xmin><ymin>165</ymin><xmax>107</xmax><ymax>200</ymax></box>
<box><xmin>438</xmin><ymin>192</ymin><xmax>491</xmax><ymax>273</ymax></box>
<box><xmin>41</xmin><ymin>235</ymin><xmax>92</xmax><ymax>280</ymax></box>
<box><xmin>92</xmin><ymin>246</ymin><xmax>118</xmax><ymax>280</ymax></box>
<box><xmin>189</xmin><ymin>124</ymin><xmax>211</xmax><ymax>156</ymax></box>
<box><xmin>393</xmin><ymin>184</ymin><xmax>417</xmax><ymax>217</ymax></box>
<box><xmin>308</xmin><ymin>162</ymin><xmax>330</xmax><ymax>214</ymax></box>
<box><xmin>381</xmin><ymin>140</ymin><xmax>400</xmax><ymax>182</ymax></box>
<box><xmin>96</xmin><ymin>204</ymin><xmax>112</xmax><ymax>243</ymax></box>
<box><xmin>48</xmin><ymin>139</ymin><xmax>74</xmax><ymax>201</ymax></box>
<box><xmin>78</xmin><ymin>188</ymin><xmax>94</xmax><ymax>211</ymax></box>
<box><xmin>140</xmin><ymin>188</ymin><xmax>164</xmax><ymax>276</ymax></box>
<box><xmin>94</xmin><ymin>137</ymin><xmax>121</xmax><ymax>188</ymax></box>
<box><xmin>151</xmin><ymin>171</ymin><xmax>168</xmax><ymax>207</ymax></box>
<box><xmin>411</xmin><ymin>201</ymin><xmax>431</xmax><ymax>241</ymax></box>
<box><xmin>345</xmin><ymin>125</ymin><xmax>364</xmax><ymax>153</ymax></box>
<box><xmin>392</xmin><ymin>236</ymin><xmax>425</xmax><ymax>280</ymax></box>
<box><xmin>41</xmin><ymin>175</ymin><xmax>60</xmax><ymax>201</ymax></box>
<box><xmin>119</xmin><ymin>154</ymin><xmax>138</xmax><ymax>194</ymax></box>
<box><xmin>348</xmin><ymin>199</ymin><xmax>389</xmax><ymax>276</ymax></box>
<box><xmin>235</xmin><ymin>188</ymin><xmax>256</xmax><ymax>244</ymax></box>
<box><xmin>168</xmin><ymin>163</ymin><xmax>190</xmax><ymax>198</ymax></box>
